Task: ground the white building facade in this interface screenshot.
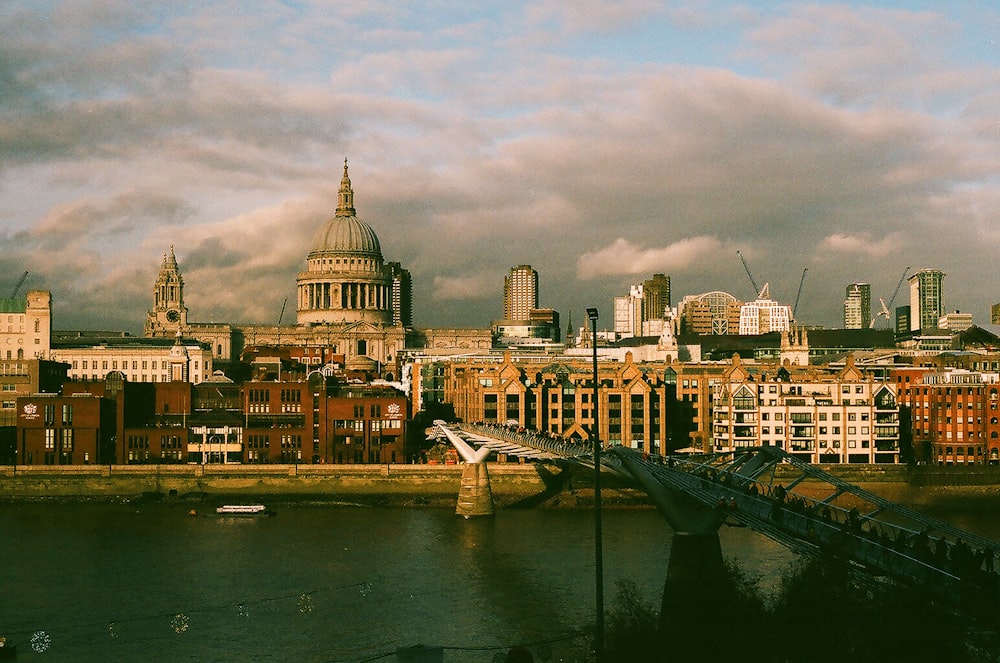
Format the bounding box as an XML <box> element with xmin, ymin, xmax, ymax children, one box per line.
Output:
<box><xmin>0</xmin><ymin>290</ymin><xmax>52</xmax><ymax>360</ymax></box>
<box><xmin>51</xmin><ymin>337</ymin><xmax>213</xmax><ymax>383</ymax></box>
<box><xmin>712</xmin><ymin>355</ymin><xmax>900</xmax><ymax>464</ymax></box>
<box><xmin>738</xmin><ymin>284</ymin><xmax>791</xmax><ymax>335</ymax></box>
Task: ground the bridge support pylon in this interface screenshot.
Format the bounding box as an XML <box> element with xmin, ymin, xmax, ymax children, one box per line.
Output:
<box><xmin>659</xmin><ymin>531</ymin><xmax>725</xmax><ymax>636</ymax></box>
<box><xmin>435</xmin><ymin>423</ymin><xmax>497</xmax><ymax>519</ymax></box>
<box><xmin>456</xmin><ymin>461</ymin><xmax>495</xmax><ymax>518</ymax></box>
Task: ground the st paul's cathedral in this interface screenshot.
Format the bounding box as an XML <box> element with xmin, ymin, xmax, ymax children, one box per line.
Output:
<box><xmin>144</xmin><ymin>160</ymin><xmax>415</xmax><ymax>378</ymax></box>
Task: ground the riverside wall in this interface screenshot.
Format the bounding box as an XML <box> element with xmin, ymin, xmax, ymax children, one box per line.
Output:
<box><xmin>0</xmin><ymin>463</ymin><xmax>583</xmax><ymax>507</ymax></box>
<box><xmin>1</xmin><ymin>462</ymin><xmax>1000</xmax><ymax>510</ymax></box>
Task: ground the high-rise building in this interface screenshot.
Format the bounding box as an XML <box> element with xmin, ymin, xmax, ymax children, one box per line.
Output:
<box><xmin>612</xmin><ymin>274</ymin><xmax>672</xmax><ymax>339</ymax></box>
<box><xmin>642</xmin><ymin>273</ymin><xmax>671</xmax><ymax>322</ymax></box>
<box><xmin>387</xmin><ymin>262</ymin><xmax>412</xmax><ymax>327</ymax></box>
<box><xmin>503</xmin><ymin>265</ymin><xmax>538</xmax><ymax>320</ymax></box>
<box><xmin>908</xmin><ymin>269</ymin><xmax>945</xmax><ymax>332</ymax></box>
<box><xmin>613</xmin><ymin>285</ymin><xmax>643</xmax><ymax>337</ymax></box>
<box><xmin>844</xmin><ymin>283</ymin><xmax>871</xmax><ymax>329</ymax></box>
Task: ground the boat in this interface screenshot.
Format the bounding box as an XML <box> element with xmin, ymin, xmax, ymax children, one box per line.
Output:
<box><xmin>214</xmin><ymin>504</ymin><xmax>274</xmax><ymax>517</ymax></box>
<box><xmin>0</xmin><ymin>636</ymin><xmax>16</xmax><ymax>660</ymax></box>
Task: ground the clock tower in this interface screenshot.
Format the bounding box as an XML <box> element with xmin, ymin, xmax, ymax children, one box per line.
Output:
<box><xmin>144</xmin><ymin>245</ymin><xmax>189</xmax><ymax>337</ymax></box>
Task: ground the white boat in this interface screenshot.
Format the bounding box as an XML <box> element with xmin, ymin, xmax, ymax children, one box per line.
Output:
<box><xmin>215</xmin><ymin>504</ymin><xmax>273</xmax><ymax>516</ymax></box>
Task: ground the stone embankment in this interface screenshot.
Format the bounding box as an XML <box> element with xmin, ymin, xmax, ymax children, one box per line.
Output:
<box><xmin>2</xmin><ymin>462</ymin><xmax>1000</xmax><ymax>510</ymax></box>
<box><xmin>0</xmin><ymin>463</ymin><xmax>592</xmax><ymax>507</ymax></box>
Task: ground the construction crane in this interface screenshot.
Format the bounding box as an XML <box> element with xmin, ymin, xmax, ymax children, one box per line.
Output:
<box><xmin>277</xmin><ymin>297</ymin><xmax>287</xmax><ymax>325</ymax></box>
<box><xmin>736</xmin><ymin>250</ymin><xmax>761</xmax><ymax>298</ymax></box>
<box><xmin>792</xmin><ymin>268</ymin><xmax>808</xmax><ymax>319</ymax></box>
<box><xmin>8</xmin><ymin>271</ymin><xmax>28</xmax><ymax>298</ymax></box>
<box><xmin>876</xmin><ymin>266</ymin><xmax>909</xmax><ymax>327</ymax></box>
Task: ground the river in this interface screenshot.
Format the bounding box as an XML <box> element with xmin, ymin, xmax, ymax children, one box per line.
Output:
<box><xmin>0</xmin><ymin>501</ymin><xmax>994</xmax><ymax>662</ymax></box>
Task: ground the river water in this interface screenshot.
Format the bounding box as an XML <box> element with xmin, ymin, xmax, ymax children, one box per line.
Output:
<box><xmin>0</xmin><ymin>502</ymin><xmax>994</xmax><ymax>662</ymax></box>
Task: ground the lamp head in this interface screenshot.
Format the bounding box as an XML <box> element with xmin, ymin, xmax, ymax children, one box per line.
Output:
<box><xmin>586</xmin><ymin>307</ymin><xmax>599</xmax><ymax>322</ymax></box>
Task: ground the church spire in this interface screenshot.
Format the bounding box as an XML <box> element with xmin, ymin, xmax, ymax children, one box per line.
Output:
<box><xmin>336</xmin><ymin>158</ymin><xmax>356</xmax><ymax>217</ymax></box>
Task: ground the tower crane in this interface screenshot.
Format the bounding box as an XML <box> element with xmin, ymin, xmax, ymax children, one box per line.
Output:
<box><xmin>736</xmin><ymin>250</ymin><xmax>761</xmax><ymax>298</ymax></box>
<box><xmin>8</xmin><ymin>271</ymin><xmax>28</xmax><ymax>298</ymax></box>
<box><xmin>277</xmin><ymin>297</ymin><xmax>287</xmax><ymax>325</ymax></box>
<box><xmin>876</xmin><ymin>266</ymin><xmax>909</xmax><ymax>326</ymax></box>
<box><xmin>792</xmin><ymin>268</ymin><xmax>808</xmax><ymax>320</ymax></box>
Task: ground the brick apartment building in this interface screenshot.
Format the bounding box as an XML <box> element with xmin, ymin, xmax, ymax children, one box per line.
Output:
<box><xmin>893</xmin><ymin>364</ymin><xmax>1000</xmax><ymax>465</ymax></box>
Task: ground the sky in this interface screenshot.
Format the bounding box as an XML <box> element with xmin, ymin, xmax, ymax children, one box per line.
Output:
<box><xmin>2</xmin><ymin>1</ymin><xmax>1000</xmax><ymax>334</ymax></box>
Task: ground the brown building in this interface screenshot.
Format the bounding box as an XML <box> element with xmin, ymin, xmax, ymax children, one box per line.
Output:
<box><xmin>327</xmin><ymin>383</ymin><xmax>407</xmax><ymax>464</ymax></box>
<box><xmin>678</xmin><ymin>291</ymin><xmax>742</xmax><ymax>335</ymax></box>
<box><xmin>442</xmin><ymin>351</ymin><xmax>685</xmax><ymax>454</ymax></box>
<box><xmin>16</xmin><ymin>393</ymin><xmax>115</xmax><ymax>464</ymax></box>
<box><xmin>894</xmin><ymin>365</ymin><xmax>1000</xmax><ymax>465</ymax></box>
<box><xmin>14</xmin><ymin>368</ymin><xmax>408</xmax><ymax>465</ymax></box>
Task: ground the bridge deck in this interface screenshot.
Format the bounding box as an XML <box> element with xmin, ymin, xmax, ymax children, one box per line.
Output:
<box><xmin>441</xmin><ymin>422</ymin><xmax>1000</xmax><ymax>605</ymax></box>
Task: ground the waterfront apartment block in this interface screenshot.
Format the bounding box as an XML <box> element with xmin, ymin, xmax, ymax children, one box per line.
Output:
<box><xmin>893</xmin><ymin>363</ymin><xmax>1000</xmax><ymax>465</ymax></box>
<box><xmin>712</xmin><ymin>355</ymin><xmax>900</xmax><ymax>464</ymax></box>
<box><xmin>441</xmin><ymin>351</ymin><xmax>687</xmax><ymax>454</ymax></box>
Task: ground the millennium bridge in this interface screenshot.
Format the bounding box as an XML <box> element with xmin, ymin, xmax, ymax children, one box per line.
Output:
<box><xmin>432</xmin><ymin>420</ymin><xmax>1000</xmax><ymax>627</ymax></box>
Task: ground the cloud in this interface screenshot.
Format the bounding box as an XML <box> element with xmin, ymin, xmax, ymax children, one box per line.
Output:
<box><xmin>2</xmin><ymin>2</ymin><xmax>999</xmax><ymax>333</ymax></box>
<box><xmin>819</xmin><ymin>233</ymin><xmax>902</xmax><ymax>258</ymax></box>
<box><xmin>577</xmin><ymin>236</ymin><xmax>723</xmax><ymax>279</ymax></box>
<box><xmin>431</xmin><ymin>273</ymin><xmax>498</xmax><ymax>302</ymax></box>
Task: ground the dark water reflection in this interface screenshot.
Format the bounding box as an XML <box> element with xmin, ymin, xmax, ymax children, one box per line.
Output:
<box><xmin>11</xmin><ymin>500</ymin><xmax>983</xmax><ymax>662</ymax></box>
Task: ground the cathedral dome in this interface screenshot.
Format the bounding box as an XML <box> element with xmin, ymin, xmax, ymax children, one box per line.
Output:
<box><xmin>309</xmin><ymin>214</ymin><xmax>382</xmax><ymax>258</ymax></box>
<box><xmin>308</xmin><ymin>160</ymin><xmax>382</xmax><ymax>259</ymax></box>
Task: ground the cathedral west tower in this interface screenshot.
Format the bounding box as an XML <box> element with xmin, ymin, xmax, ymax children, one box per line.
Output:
<box><xmin>144</xmin><ymin>246</ymin><xmax>189</xmax><ymax>337</ymax></box>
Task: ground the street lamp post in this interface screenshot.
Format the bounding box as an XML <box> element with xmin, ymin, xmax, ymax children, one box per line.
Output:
<box><xmin>586</xmin><ymin>307</ymin><xmax>604</xmax><ymax>661</ymax></box>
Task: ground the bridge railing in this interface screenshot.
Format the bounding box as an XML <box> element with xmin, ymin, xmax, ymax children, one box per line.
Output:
<box><xmin>614</xmin><ymin>447</ymin><xmax>1000</xmax><ymax>602</ymax></box>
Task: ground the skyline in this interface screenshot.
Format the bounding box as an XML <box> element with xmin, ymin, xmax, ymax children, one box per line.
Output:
<box><xmin>2</xmin><ymin>2</ymin><xmax>1000</xmax><ymax>333</ymax></box>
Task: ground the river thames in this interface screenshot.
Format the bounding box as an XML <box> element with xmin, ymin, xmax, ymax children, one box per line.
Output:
<box><xmin>1</xmin><ymin>501</ymin><xmax>996</xmax><ymax>662</ymax></box>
